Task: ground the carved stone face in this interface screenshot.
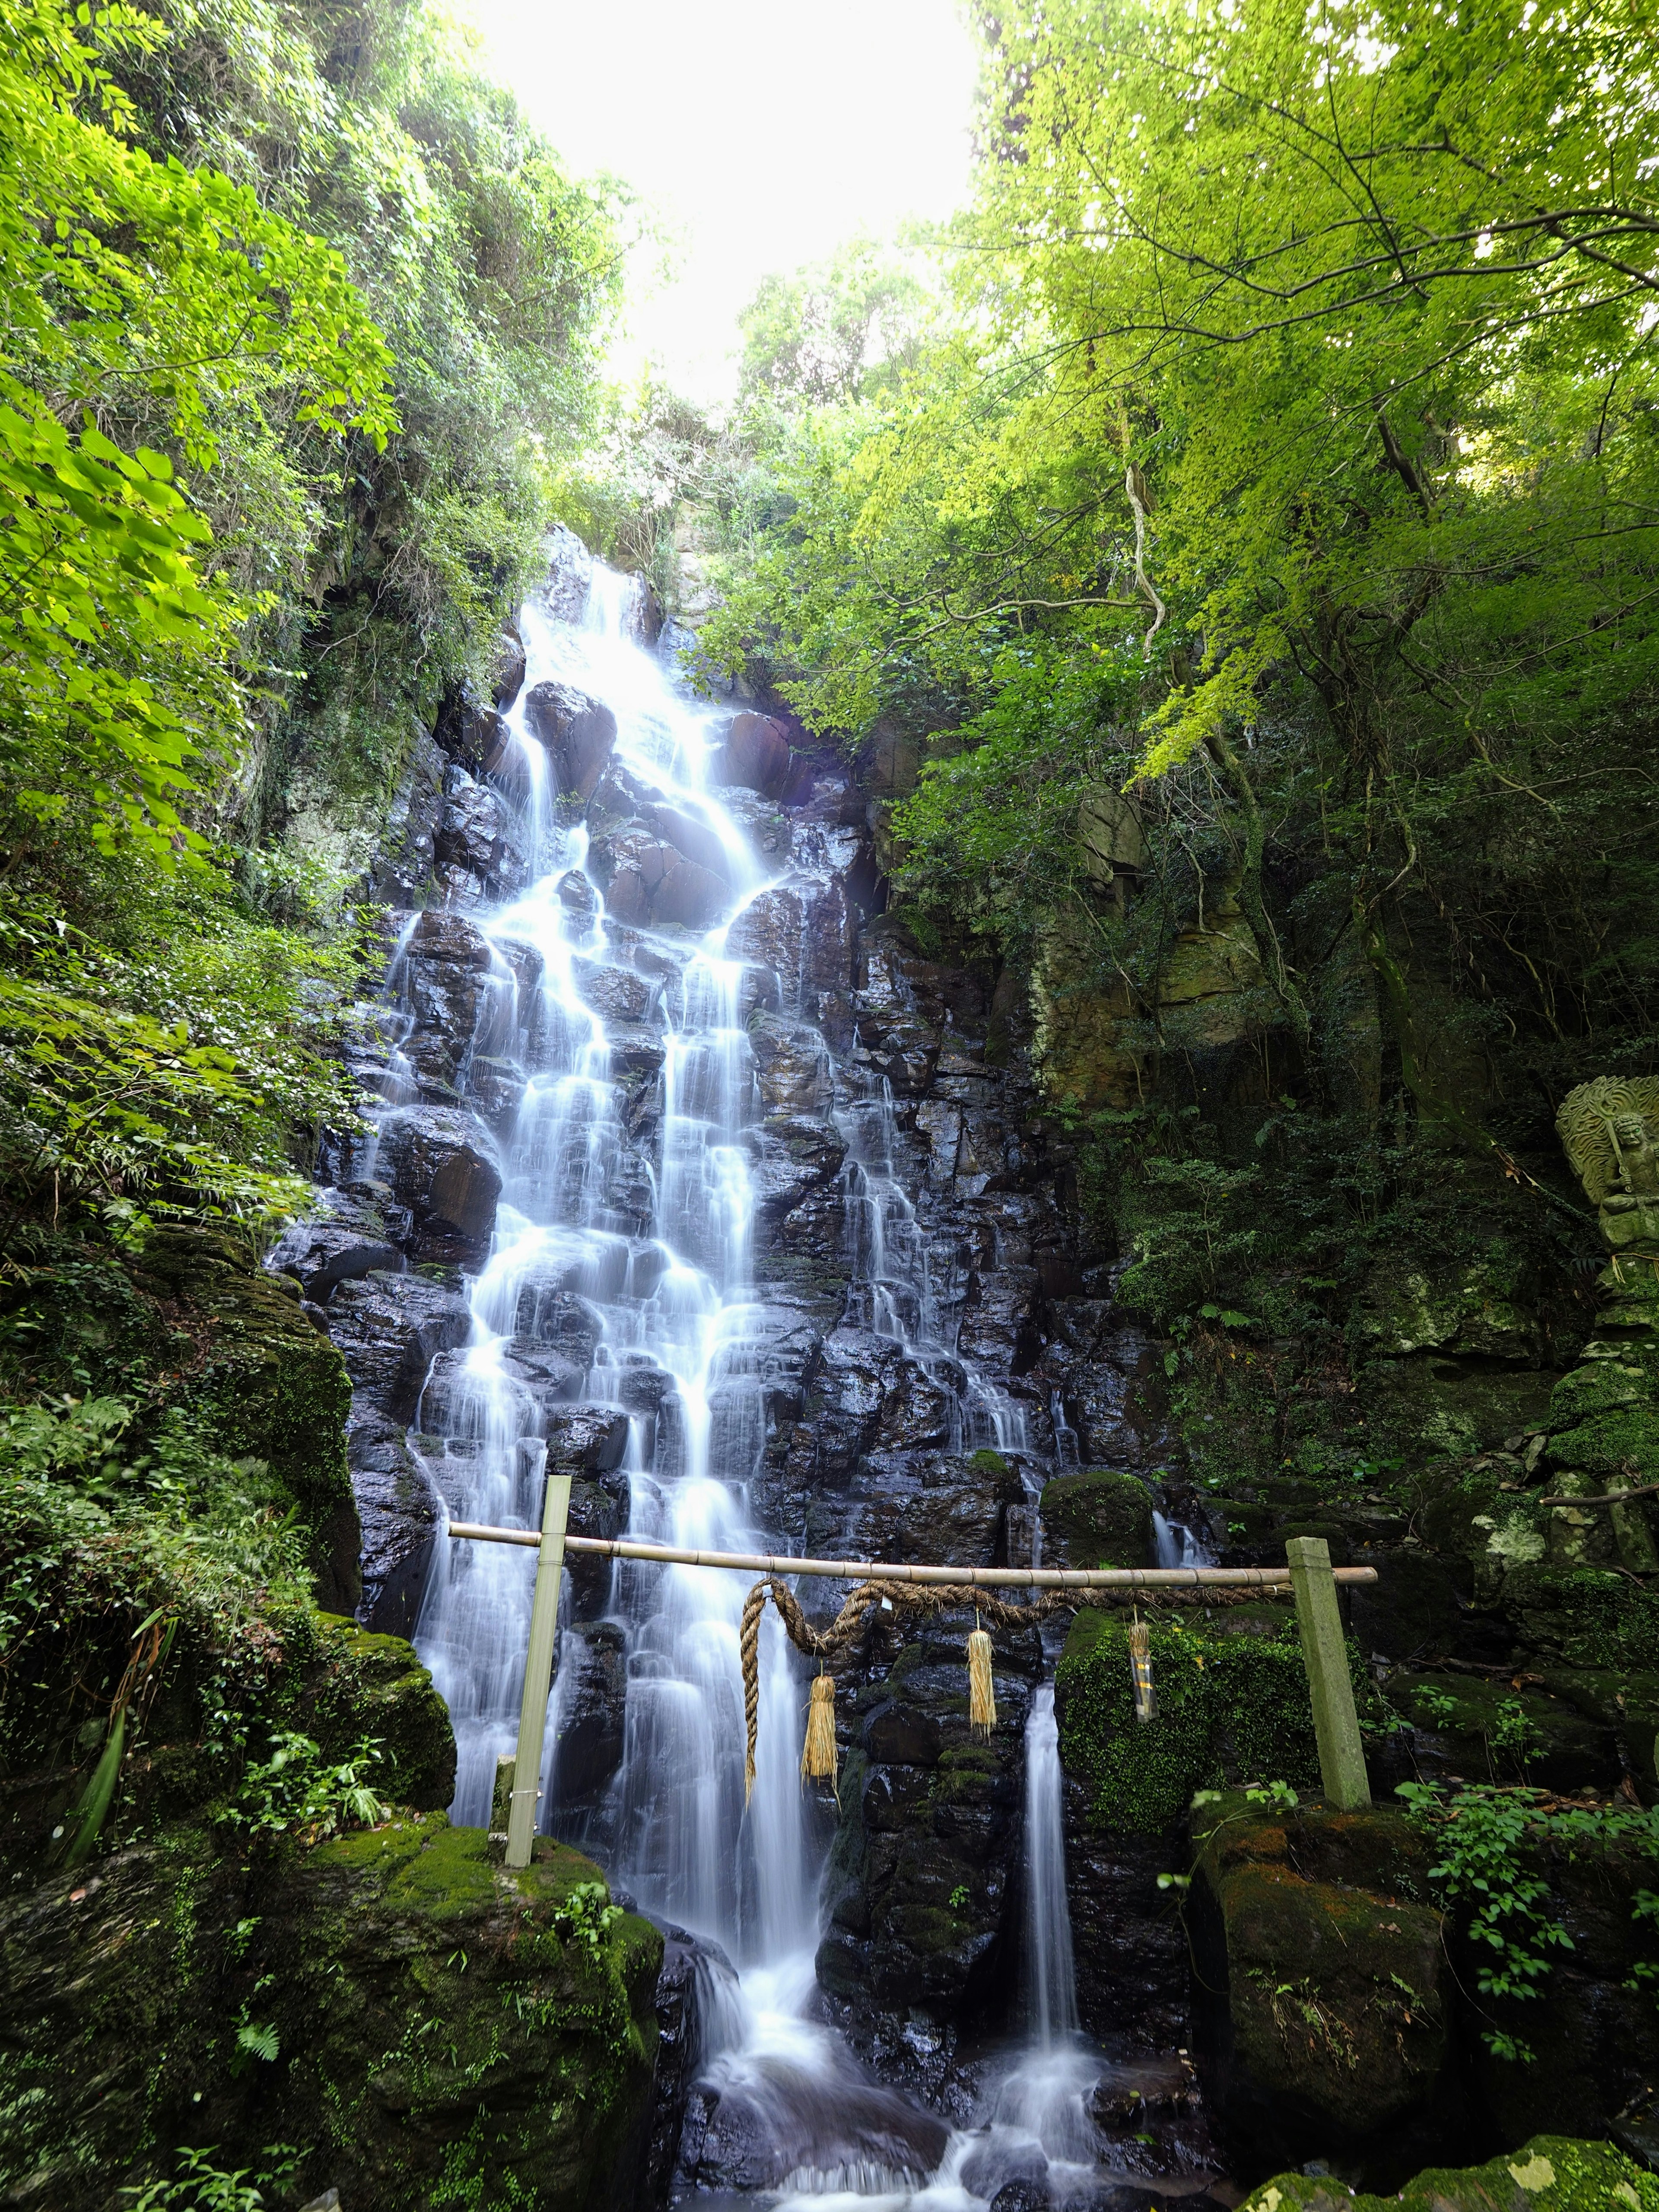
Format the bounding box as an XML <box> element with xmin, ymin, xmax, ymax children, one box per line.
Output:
<box><xmin>1614</xmin><ymin>1112</ymin><xmax>1654</xmax><ymax>1148</ymax></box>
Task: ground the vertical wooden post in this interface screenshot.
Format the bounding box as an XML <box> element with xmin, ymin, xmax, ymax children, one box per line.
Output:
<box><xmin>505</xmin><ymin>1471</ymin><xmax>572</xmax><ymax>1870</ymax></box>
<box><xmin>1285</xmin><ymin>1535</ymin><xmax>1370</xmax><ymax>1811</ymax></box>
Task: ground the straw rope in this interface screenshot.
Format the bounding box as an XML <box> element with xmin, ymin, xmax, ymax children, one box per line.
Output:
<box><xmin>738</xmin><ymin>1572</ymin><xmax>1274</xmax><ymax>1801</ymax></box>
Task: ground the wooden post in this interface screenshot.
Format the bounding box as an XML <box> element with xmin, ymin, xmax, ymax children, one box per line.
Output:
<box><xmin>505</xmin><ymin>1472</ymin><xmax>572</xmax><ymax>1870</ymax></box>
<box><xmin>1285</xmin><ymin>1535</ymin><xmax>1370</xmax><ymax>1812</ymax></box>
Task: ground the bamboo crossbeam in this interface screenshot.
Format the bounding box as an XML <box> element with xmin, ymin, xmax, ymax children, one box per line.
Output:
<box><xmin>445</xmin><ymin>1522</ymin><xmax>1376</xmax><ymax>1590</ymax></box>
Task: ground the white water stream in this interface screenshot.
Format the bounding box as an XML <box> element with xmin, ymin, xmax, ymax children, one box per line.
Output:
<box><xmin>399</xmin><ymin>564</ymin><xmax>1115</xmax><ymax>2203</ymax></box>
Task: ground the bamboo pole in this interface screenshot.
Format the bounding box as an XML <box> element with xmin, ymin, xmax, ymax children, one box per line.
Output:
<box><xmin>503</xmin><ymin>1473</ymin><xmax>571</xmax><ymax>1870</ymax></box>
<box><xmin>446</xmin><ymin>1521</ymin><xmax>1377</xmax><ymax>1591</ymax></box>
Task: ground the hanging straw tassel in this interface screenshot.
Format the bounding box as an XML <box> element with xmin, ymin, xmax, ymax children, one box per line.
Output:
<box><xmin>1128</xmin><ymin>1616</ymin><xmax>1157</xmax><ymax>1724</ymax></box>
<box><xmin>967</xmin><ymin>1617</ymin><xmax>996</xmax><ymax>1738</ymax></box>
<box><xmin>801</xmin><ymin>1671</ymin><xmax>838</xmax><ymax>1796</ymax></box>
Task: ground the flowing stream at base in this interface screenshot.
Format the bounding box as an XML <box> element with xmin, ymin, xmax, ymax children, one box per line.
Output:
<box><xmin>401</xmin><ymin>566</ymin><xmax>1125</xmax><ymax>2204</ymax></box>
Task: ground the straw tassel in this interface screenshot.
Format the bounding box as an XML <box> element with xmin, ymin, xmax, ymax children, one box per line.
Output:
<box><xmin>1128</xmin><ymin>1616</ymin><xmax>1157</xmax><ymax>1723</ymax></box>
<box><xmin>967</xmin><ymin>1618</ymin><xmax>996</xmax><ymax>1737</ymax></box>
<box><xmin>801</xmin><ymin>1671</ymin><xmax>838</xmax><ymax>1795</ymax></box>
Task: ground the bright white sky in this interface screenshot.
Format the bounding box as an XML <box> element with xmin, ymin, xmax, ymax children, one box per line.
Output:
<box><xmin>473</xmin><ymin>0</ymin><xmax>981</xmax><ymax>407</ymax></box>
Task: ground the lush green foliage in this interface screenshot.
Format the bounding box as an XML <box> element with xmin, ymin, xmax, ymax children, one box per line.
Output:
<box><xmin>1399</xmin><ymin>1780</ymin><xmax>1659</xmax><ymax>2061</ymax></box>
<box><xmin>0</xmin><ymin>0</ymin><xmax>618</xmax><ymax>1239</ymax></box>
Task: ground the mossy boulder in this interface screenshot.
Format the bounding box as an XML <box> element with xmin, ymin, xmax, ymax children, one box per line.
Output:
<box><xmin>0</xmin><ymin>1815</ymin><xmax>661</xmax><ymax>2212</ymax></box>
<box><xmin>1390</xmin><ymin>1669</ymin><xmax>1620</xmax><ymax>1794</ymax></box>
<box><xmin>1189</xmin><ymin>1796</ymin><xmax>1451</xmax><ymax>2177</ymax></box>
<box><xmin>308</xmin><ymin>1614</ymin><xmax>456</xmax><ymax>1808</ymax></box>
<box><xmin>1241</xmin><ymin>2135</ymin><xmax>1658</xmax><ymax>2212</ymax></box>
<box><xmin>137</xmin><ymin>1226</ymin><xmax>358</xmax><ymax>1607</ymax></box>
<box><xmin>1039</xmin><ymin>1468</ymin><xmax>1154</xmax><ymax>1568</ymax></box>
<box><xmin>1487</xmin><ymin>1564</ymin><xmax>1659</xmax><ymax>1672</ymax></box>
<box><xmin>1055</xmin><ymin>1609</ymin><xmax>1346</xmax><ymax>1834</ymax></box>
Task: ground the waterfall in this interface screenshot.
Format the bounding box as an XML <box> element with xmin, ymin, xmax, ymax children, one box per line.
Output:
<box><xmin>409</xmin><ymin>566</ymin><xmax>812</xmax><ymax>1957</ymax></box>
<box><xmin>368</xmin><ymin>551</ymin><xmax>1147</xmax><ymax>2203</ymax></box>
<box><xmin>1024</xmin><ymin>1683</ymin><xmax>1078</xmax><ymax>2048</ymax></box>
<box><xmin>1154</xmin><ymin>1509</ymin><xmax>1217</xmax><ymax>1569</ymax></box>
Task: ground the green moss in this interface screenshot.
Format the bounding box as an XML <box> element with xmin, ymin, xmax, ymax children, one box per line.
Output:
<box><xmin>306</xmin><ymin>1615</ymin><xmax>455</xmax><ymax>1810</ymax></box>
<box><xmin>1240</xmin><ymin>2133</ymin><xmax>1658</xmax><ymax>2212</ymax></box>
<box><xmin>1055</xmin><ymin>1608</ymin><xmax>1365</xmax><ymax>1832</ymax></box>
<box><xmin>1497</xmin><ymin>1566</ymin><xmax>1659</xmax><ymax>1671</ymax></box>
<box><xmin>1550</xmin><ymin>1403</ymin><xmax>1659</xmax><ymax>1478</ymax></box>
<box><xmin>1040</xmin><ymin>1468</ymin><xmax>1154</xmax><ymax>1565</ymax></box>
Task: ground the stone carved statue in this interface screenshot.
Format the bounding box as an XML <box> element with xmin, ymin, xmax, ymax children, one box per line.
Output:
<box><xmin>1556</xmin><ymin>1076</ymin><xmax>1659</xmax><ymax>1260</ymax></box>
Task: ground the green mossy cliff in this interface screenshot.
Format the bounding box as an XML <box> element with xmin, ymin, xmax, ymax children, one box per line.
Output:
<box><xmin>0</xmin><ymin>1227</ymin><xmax>661</xmax><ymax>2208</ymax></box>
<box><xmin>0</xmin><ymin>1817</ymin><xmax>661</xmax><ymax>2212</ymax></box>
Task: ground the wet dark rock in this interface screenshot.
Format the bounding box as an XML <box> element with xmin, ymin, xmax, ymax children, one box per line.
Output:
<box><xmin>349</xmin><ymin>1411</ymin><xmax>441</xmax><ymax>1636</ymax></box>
<box><xmin>681</xmin><ymin>2056</ymin><xmax>949</xmax><ymax>2193</ymax></box>
<box><xmin>492</xmin><ymin>618</ymin><xmax>527</xmax><ymax>710</ymax></box>
<box><xmin>534</xmin><ymin>521</ymin><xmax>594</xmax><ymax>622</ymax></box>
<box><xmin>726</xmin><ymin>873</ymin><xmax>857</xmax><ymax>1012</ymax></box>
<box><xmin>818</xmin><ymin>1624</ymin><xmax>1043</xmax><ymax>2026</ymax></box>
<box><xmin>521</xmin><ymin>679</ymin><xmax>618</xmax><ymax>804</ymax></box>
<box><xmin>552</xmin><ymin>1619</ymin><xmax>627</xmax><ymax>1801</ymax></box>
<box><xmin>746</xmin><ymin>1116</ymin><xmax>848</xmax><ymax>1233</ymax></box>
<box><xmin>595</xmin><ymin>828</ymin><xmax>728</xmax><ymax>932</ymax></box>
<box><xmin>986</xmin><ymin>2183</ymin><xmax>1052</xmax><ymax>2212</ymax></box>
<box><xmin>417</xmin><ymin>1347</ymin><xmax>534</xmax><ymax>1451</ymax></box>
<box><xmin>513</xmin><ymin>1281</ymin><xmax>604</xmax><ymax>1370</ymax></box>
<box><xmin>1064</xmin><ymin>1782</ymin><xmax>1193</xmax><ymax>2050</ymax></box>
<box><xmin>556</xmin><ymin>868</ymin><xmax>598</xmax><ymax>929</ymax></box>
<box><xmin>506</xmin><ymin>1340</ymin><xmax>588</xmax><ymax>1405</ymax></box>
<box><xmin>1063</xmin><ymin>1346</ymin><xmax>1166</xmax><ymax>1466</ymax></box>
<box><xmin>464</xmin><ymin>1052</ymin><xmax>526</xmax><ymax>1135</ymax></box>
<box><xmin>434</xmin><ymin>773</ymin><xmax>529</xmax><ymax>901</ymax></box>
<box><xmin>715</xmin><ymin>709</ymin><xmax>792</xmax><ymax>797</ymax></box>
<box><xmin>573</xmin><ymin>955</ymin><xmax>655</xmax><ymax>1025</ymax></box>
<box><xmin>269</xmin><ymin>1190</ymin><xmax>404</xmax><ymax>1303</ymax></box>
<box><xmin>544</xmin><ymin>1405</ymin><xmax>629</xmax><ymax>1475</ymax></box>
<box><xmin>398</xmin><ymin>908</ymin><xmax>501</xmax><ymax>1088</ymax></box>
<box><xmin>957</xmin><ymin>1265</ymin><xmax>1042</xmax><ymax>1372</ymax></box>
<box><xmin>750</xmin><ymin>1014</ymin><xmax>833</xmax><ymax>1115</ymax></box>
<box><xmin>547</xmin><ymin>1407</ymin><xmax>630</xmax><ymax>1617</ymax></box>
<box><xmin>806</xmin><ymin>1443</ymin><xmax>1020</xmax><ymax>1570</ymax></box>
<box><xmin>325</xmin><ymin>1268</ymin><xmax>473</xmax><ymax>1422</ymax></box>
<box><xmin>369</xmin><ymin>728</ymin><xmax>448</xmax><ymax>909</ymax></box>
<box><xmin>641</xmin><ymin>797</ymin><xmax>731</xmax><ymax>882</ymax></box>
<box><xmin>614</xmin><ymin>1358</ymin><xmax>673</xmax><ymax>1414</ymax></box>
<box><xmin>642</xmin><ymin>1924</ymin><xmax>732</xmax><ymax>2201</ymax></box>
<box><xmin>378</xmin><ymin>1106</ymin><xmax>502</xmax><ymax>1266</ymax></box>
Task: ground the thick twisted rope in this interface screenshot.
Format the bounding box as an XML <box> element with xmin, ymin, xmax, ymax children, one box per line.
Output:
<box><xmin>739</xmin><ymin>1572</ymin><xmax>1271</xmax><ymax>1800</ymax></box>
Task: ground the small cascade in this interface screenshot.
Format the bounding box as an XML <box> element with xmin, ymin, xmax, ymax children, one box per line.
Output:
<box><xmin>982</xmin><ymin>1685</ymin><xmax>1102</xmax><ymax>2180</ymax></box>
<box><xmin>1024</xmin><ymin>1683</ymin><xmax>1079</xmax><ymax>2050</ymax></box>
<box><xmin>1154</xmin><ymin>1508</ymin><xmax>1217</xmax><ymax>1569</ymax></box>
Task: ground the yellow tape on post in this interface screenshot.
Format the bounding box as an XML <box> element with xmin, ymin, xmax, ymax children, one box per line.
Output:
<box><xmin>504</xmin><ymin>1472</ymin><xmax>571</xmax><ymax>1870</ymax></box>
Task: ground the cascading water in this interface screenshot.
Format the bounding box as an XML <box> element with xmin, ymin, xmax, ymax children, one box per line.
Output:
<box><xmin>383</xmin><ymin>555</ymin><xmax>1147</xmax><ymax>2206</ymax></box>
<box><xmin>410</xmin><ymin>570</ymin><xmax>812</xmax><ymax>1967</ymax></box>
<box><xmin>1154</xmin><ymin>1510</ymin><xmax>1217</xmax><ymax>1570</ymax></box>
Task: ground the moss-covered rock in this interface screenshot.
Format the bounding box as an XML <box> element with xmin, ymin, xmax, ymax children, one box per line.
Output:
<box><xmin>308</xmin><ymin>1614</ymin><xmax>456</xmax><ymax>1808</ymax></box>
<box><xmin>1389</xmin><ymin>1669</ymin><xmax>1620</xmax><ymax>1793</ymax></box>
<box><xmin>0</xmin><ymin>1816</ymin><xmax>661</xmax><ymax>2212</ymax></box>
<box><xmin>1055</xmin><ymin>1609</ymin><xmax>1357</xmax><ymax>1834</ymax></box>
<box><xmin>137</xmin><ymin>1226</ymin><xmax>358</xmax><ymax>1608</ymax></box>
<box><xmin>1240</xmin><ymin>2133</ymin><xmax>1658</xmax><ymax>2212</ymax></box>
<box><xmin>1039</xmin><ymin>1468</ymin><xmax>1154</xmax><ymax>1568</ymax></box>
<box><xmin>1190</xmin><ymin>1796</ymin><xmax>1451</xmax><ymax>2177</ymax></box>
